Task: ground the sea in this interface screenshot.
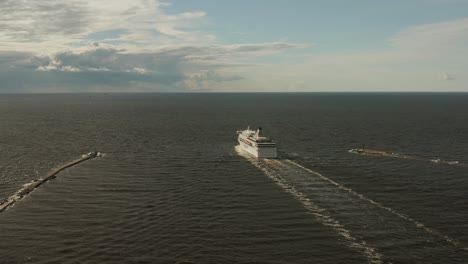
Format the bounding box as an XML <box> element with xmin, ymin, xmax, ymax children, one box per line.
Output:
<box><xmin>0</xmin><ymin>93</ymin><xmax>467</xmax><ymax>264</ymax></box>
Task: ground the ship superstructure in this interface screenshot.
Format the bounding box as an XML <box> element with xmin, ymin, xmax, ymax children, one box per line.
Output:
<box><xmin>237</xmin><ymin>127</ymin><xmax>277</xmax><ymax>158</ymax></box>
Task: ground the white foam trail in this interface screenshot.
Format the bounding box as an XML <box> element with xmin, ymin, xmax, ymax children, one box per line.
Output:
<box><xmin>235</xmin><ymin>146</ymin><xmax>384</xmax><ymax>264</ymax></box>
<box><xmin>13</xmin><ymin>180</ymin><xmax>39</xmax><ymax>199</ymax></box>
<box><xmin>0</xmin><ymin>179</ymin><xmax>38</xmax><ymax>212</ymax></box>
<box><xmin>283</xmin><ymin>159</ymin><xmax>464</xmax><ymax>249</ymax></box>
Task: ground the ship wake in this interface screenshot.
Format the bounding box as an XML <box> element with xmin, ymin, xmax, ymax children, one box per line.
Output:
<box><xmin>236</xmin><ymin>146</ymin><xmax>383</xmax><ymax>263</ymax></box>
<box><xmin>235</xmin><ymin>146</ymin><xmax>466</xmax><ymax>262</ymax></box>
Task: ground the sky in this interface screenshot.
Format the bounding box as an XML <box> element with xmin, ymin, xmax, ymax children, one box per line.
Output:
<box><xmin>1</xmin><ymin>0</ymin><xmax>468</xmax><ymax>92</ymax></box>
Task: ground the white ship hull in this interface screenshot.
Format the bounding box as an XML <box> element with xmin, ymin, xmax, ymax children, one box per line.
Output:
<box><xmin>238</xmin><ymin>140</ymin><xmax>277</xmax><ymax>158</ymax></box>
<box><xmin>237</xmin><ymin>128</ymin><xmax>277</xmax><ymax>158</ymax></box>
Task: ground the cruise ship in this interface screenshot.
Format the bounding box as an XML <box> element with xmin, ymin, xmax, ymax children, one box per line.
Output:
<box><xmin>237</xmin><ymin>127</ymin><xmax>277</xmax><ymax>158</ymax></box>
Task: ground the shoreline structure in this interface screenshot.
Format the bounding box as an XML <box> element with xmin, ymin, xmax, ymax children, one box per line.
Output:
<box><xmin>0</xmin><ymin>151</ymin><xmax>101</xmax><ymax>213</ymax></box>
<box><xmin>349</xmin><ymin>148</ymin><xmax>468</xmax><ymax>167</ymax></box>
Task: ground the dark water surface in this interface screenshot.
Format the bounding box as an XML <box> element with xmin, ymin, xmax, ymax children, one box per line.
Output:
<box><xmin>0</xmin><ymin>93</ymin><xmax>467</xmax><ymax>263</ymax></box>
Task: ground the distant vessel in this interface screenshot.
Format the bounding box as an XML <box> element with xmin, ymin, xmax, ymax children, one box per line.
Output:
<box><xmin>237</xmin><ymin>127</ymin><xmax>277</xmax><ymax>158</ymax></box>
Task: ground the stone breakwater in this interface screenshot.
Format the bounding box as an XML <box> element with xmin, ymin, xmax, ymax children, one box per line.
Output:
<box><xmin>0</xmin><ymin>152</ymin><xmax>101</xmax><ymax>213</ymax></box>
<box><xmin>349</xmin><ymin>148</ymin><xmax>468</xmax><ymax>168</ymax></box>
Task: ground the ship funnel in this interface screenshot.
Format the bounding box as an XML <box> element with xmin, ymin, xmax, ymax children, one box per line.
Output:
<box><xmin>255</xmin><ymin>127</ymin><xmax>263</xmax><ymax>138</ymax></box>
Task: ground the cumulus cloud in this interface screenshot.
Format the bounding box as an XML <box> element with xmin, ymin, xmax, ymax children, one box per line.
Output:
<box><xmin>0</xmin><ymin>0</ymin><xmax>213</xmax><ymax>52</ymax></box>
<box><xmin>0</xmin><ymin>0</ymin><xmax>90</xmax><ymax>40</ymax></box>
<box><xmin>31</xmin><ymin>42</ymin><xmax>302</xmax><ymax>73</ymax></box>
<box><xmin>184</xmin><ymin>71</ymin><xmax>243</xmax><ymax>91</ymax></box>
<box><xmin>0</xmin><ymin>0</ymin><xmax>303</xmax><ymax>92</ymax></box>
<box><xmin>1</xmin><ymin>1</ymin><xmax>467</xmax><ymax>92</ymax></box>
<box><xmin>0</xmin><ymin>60</ymin><xmax>184</xmax><ymax>93</ymax></box>
<box><xmin>0</xmin><ymin>41</ymin><xmax>302</xmax><ymax>92</ymax></box>
<box><xmin>0</xmin><ymin>46</ymin><xmax>180</xmax><ymax>92</ymax></box>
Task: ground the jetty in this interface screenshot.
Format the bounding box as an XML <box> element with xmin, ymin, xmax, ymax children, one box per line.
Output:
<box><xmin>0</xmin><ymin>151</ymin><xmax>101</xmax><ymax>213</ymax></box>
<box><xmin>349</xmin><ymin>148</ymin><xmax>468</xmax><ymax>168</ymax></box>
<box><xmin>349</xmin><ymin>148</ymin><xmax>417</xmax><ymax>160</ymax></box>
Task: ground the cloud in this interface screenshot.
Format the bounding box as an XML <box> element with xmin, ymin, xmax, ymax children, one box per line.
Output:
<box><xmin>0</xmin><ymin>0</ymin><xmax>90</xmax><ymax>40</ymax></box>
<box><xmin>229</xmin><ymin>17</ymin><xmax>468</xmax><ymax>92</ymax></box>
<box><xmin>31</xmin><ymin>42</ymin><xmax>302</xmax><ymax>73</ymax></box>
<box><xmin>0</xmin><ymin>41</ymin><xmax>302</xmax><ymax>92</ymax></box>
<box><xmin>180</xmin><ymin>42</ymin><xmax>306</xmax><ymax>62</ymax></box>
<box><xmin>0</xmin><ymin>0</ymin><xmax>305</xmax><ymax>92</ymax></box>
<box><xmin>1</xmin><ymin>1</ymin><xmax>467</xmax><ymax>92</ymax></box>
<box><xmin>0</xmin><ymin>0</ymin><xmax>213</xmax><ymax>53</ymax></box>
<box><xmin>184</xmin><ymin>71</ymin><xmax>243</xmax><ymax>91</ymax></box>
<box><xmin>0</xmin><ymin>51</ymin><xmax>33</xmax><ymax>65</ymax></box>
<box><xmin>440</xmin><ymin>72</ymin><xmax>456</xmax><ymax>81</ymax></box>
<box><xmin>0</xmin><ymin>61</ymin><xmax>184</xmax><ymax>93</ymax></box>
<box><xmin>0</xmin><ymin>46</ymin><xmax>184</xmax><ymax>92</ymax></box>
<box><xmin>389</xmin><ymin>17</ymin><xmax>468</xmax><ymax>54</ymax></box>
